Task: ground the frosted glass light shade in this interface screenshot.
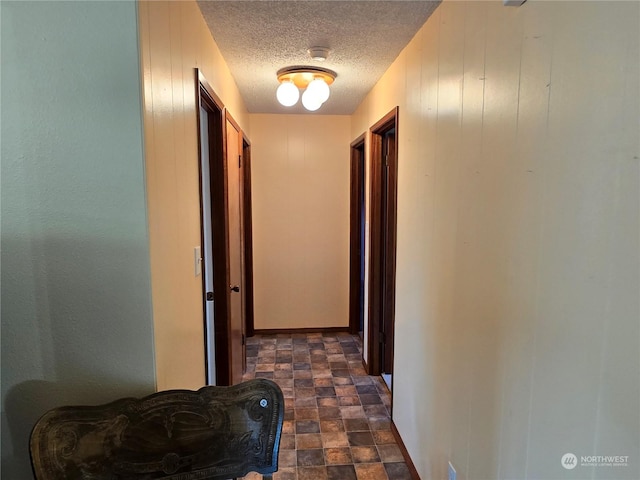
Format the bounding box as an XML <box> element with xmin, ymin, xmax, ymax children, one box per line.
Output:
<box><xmin>276</xmin><ymin>66</ymin><xmax>336</xmax><ymax>111</ymax></box>
<box><xmin>276</xmin><ymin>81</ymin><xmax>299</xmax><ymax>107</ymax></box>
<box><xmin>307</xmin><ymin>78</ymin><xmax>330</xmax><ymax>104</ymax></box>
<box><xmin>301</xmin><ymin>89</ymin><xmax>322</xmax><ymax>111</ymax></box>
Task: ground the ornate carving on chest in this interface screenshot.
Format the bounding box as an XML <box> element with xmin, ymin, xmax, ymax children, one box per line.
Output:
<box><xmin>30</xmin><ymin>379</ymin><xmax>284</xmax><ymax>479</ymax></box>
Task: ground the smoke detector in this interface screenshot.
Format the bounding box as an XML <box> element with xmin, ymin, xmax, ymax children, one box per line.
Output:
<box><xmin>308</xmin><ymin>47</ymin><xmax>330</xmax><ymax>62</ymax></box>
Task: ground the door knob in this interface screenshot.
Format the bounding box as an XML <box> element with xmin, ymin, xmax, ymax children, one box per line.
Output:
<box><xmin>230</xmin><ymin>285</ymin><xmax>240</xmax><ymax>292</ymax></box>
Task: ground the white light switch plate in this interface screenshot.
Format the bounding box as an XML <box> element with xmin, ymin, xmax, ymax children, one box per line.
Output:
<box><xmin>194</xmin><ymin>247</ymin><xmax>202</xmax><ymax>276</ymax></box>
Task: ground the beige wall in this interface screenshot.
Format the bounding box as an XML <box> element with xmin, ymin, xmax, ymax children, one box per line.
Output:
<box><xmin>353</xmin><ymin>1</ymin><xmax>639</xmax><ymax>479</ymax></box>
<box><xmin>138</xmin><ymin>0</ymin><xmax>250</xmax><ymax>390</ymax></box>
<box><xmin>250</xmin><ymin>114</ymin><xmax>351</xmax><ymax>330</ymax></box>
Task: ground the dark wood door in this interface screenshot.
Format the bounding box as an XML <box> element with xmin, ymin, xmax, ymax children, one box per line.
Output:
<box><xmin>367</xmin><ymin>107</ymin><xmax>399</xmax><ymax>378</ymax></box>
<box><xmin>380</xmin><ymin>129</ymin><xmax>396</xmax><ymax>373</ymax></box>
<box><xmin>242</xmin><ymin>138</ymin><xmax>255</xmax><ymax>340</ymax></box>
<box><xmin>226</xmin><ymin>115</ymin><xmax>245</xmax><ymax>385</ymax></box>
<box><xmin>349</xmin><ymin>136</ymin><xmax>366</xmax><ymax>336</ymax></box>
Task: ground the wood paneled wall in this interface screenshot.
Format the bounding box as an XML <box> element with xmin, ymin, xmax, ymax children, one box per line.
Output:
<box><xmin>352</xmin><ymin>1</ymin><xmax>639</xmax><ymax>478</ymax></box>
<box><xmin>138</xmin><ymin>0</ymin><xmax>250</xmax><ymax>390</ymax></box>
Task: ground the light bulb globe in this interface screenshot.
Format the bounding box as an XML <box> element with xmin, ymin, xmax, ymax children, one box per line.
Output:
<box><xmin>307</xmin><ymin>78</ymin><xmax>330</xmax><ymax>104</ymax></box>
<box><xmin>276</xmin><ymin>81</ymin><xmax>299</xmax><ymax>107</ymax></box>
<box><xmin>301</xmin><ymin>89</ymin><xmax>322</xmax><ymax>111</ymax></box>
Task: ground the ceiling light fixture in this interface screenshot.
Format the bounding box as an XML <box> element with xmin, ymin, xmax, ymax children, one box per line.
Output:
<box><xmin>276</xmin><ymin>66</ymin><xmax>337</xmax><ymax>112</ymax></box>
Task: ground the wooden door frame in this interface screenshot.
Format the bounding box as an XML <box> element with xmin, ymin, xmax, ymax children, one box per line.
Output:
<box><xmin>349</xmin><ymin>134</ymin><xmax>366</xmax><ymax>335</ymax></box>
<box><xmin>367</xmin><ymin>107</ymin><xmax>399</xmax><ymax>377</ymax></box>
<box><xmin>195</xmin><ymin>69</ymin><xmax>232</xmax><ymax>386</ymax></box>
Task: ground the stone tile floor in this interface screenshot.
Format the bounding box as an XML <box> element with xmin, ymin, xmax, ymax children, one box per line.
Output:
<box><xmin>240</xmin><ymin>332</ymin><xmax>413</xmax><ymax>480</ymax></box>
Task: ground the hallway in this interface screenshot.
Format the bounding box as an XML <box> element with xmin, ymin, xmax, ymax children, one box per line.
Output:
<box><xmin>241</xmin><ymin>333</ymin><xmax>413</xmax><ymax>480</ymax></box>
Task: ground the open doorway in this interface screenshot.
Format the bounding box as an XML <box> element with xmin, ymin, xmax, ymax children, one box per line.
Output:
<box><xmin>367</xmin><ymin>107</ymin><xmax>399</xmax><ymax>393</ymax></box>
<box><xmin>196</xmin><ymin>70</ymin><xmax>228</xmax><ymax>385</ymax></box>
<box><xmin>242</xmin><ymin>137</ymin><xmax>255</xmax><ymax>340</ymax></box>
<box><xmin>196</xmin><ymin>71</ymin><xmax>251</xmax><ymax>386</ymax></box>
<box><xmin>349</xmin><ymin>134</ymin><xmax>366</xmax><ymax>338</ymax></box>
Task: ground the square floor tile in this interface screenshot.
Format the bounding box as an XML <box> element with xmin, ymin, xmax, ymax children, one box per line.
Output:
<box><xmin>333</xmin><ymin>377</ymin><xmax>354</xmax><ymax>385</ymax></box>
<box><xmin>372</xmin><ymin>430</ymin><xmax>396</xmax><ymax>444</ymax></box>
<box><xmin>348</xmin><ymin>431</ymin><xmax>375</xmax><ymax>446</ymax></box>
<box><xmin>359</xmin><ymin>394</ymin><xmax>383</xmax><ymax>405</ymax></box>
<box><xmin>297</xmin><ymin>466</ymin><xmax>328</xmax><ymax>480</ymax></box>
<box><xmin>315</xmin><ymin>387</ymin><xmax>337</xmax><ymax>397</ymax></box>
<box><xmin>318</xmin><ymin>407</ymin><xmax>341</xmax><ymax>419</ymax></box>
<box><xmin>297</xmin><ymin>449</ymin><xmax>325</xmax><ymax>466</ymax></box>
<box><xmin>297</xmin><ymin>433</ymin><xmax>323</xmax><ymax>449</ymax></box>
<box><xmin>351</xmin><ymin>445</ymin><xmax>380</xmax><ymax>463</ymax></box>
<box><xmin>368</xmin><ymin>417</ymin><xmax>391</xmax><ymax>431</ymax></box>
<box><xmin>339</xmin><ymin>395</ymin><xmax>361</xmax><ymax>406</ymax></box>
<box><xmin>340</xmin><ymin>406</ymin><xmax>366</xmax><ymax>418</ymax></box>
<box><xmin>282</xmin><ymin>420</ymin><xmax>295</xmax><ymax>434</ymax></box>
<box><xmin>377</xmin><ymin>444</ymin><xmax>404</xmax><ymax>462</ymax></box>
<box><xmin>295</xmin><ymin>397</ymin><xmax>318</xmax><ymax>408</ymax></box>
<box><xmin>278</xmin><ymin>449</ymin><xmax>297</xmax><ymax>467</ymax></box>
<box><xmin>296</xmin><ymin>387</ymin><xmax>317</xmax><ymax>398</ymax></box>
<box><xmin>329</xmin><ymin>362</ymin><xmax>349</xmax><ymax>369</ymax></box>
<box><xmin>295</xmin><ymin>378</ymin><xmax>315</xmax><ymax>388</ymax></box>
<box><xmin>324</xmin><ymin>447</ymin><xmax>353</xmax><ymax>465</ymax></box>
<box><xmin>280</xmin><ymin>387</ymin><xmax>294</xmax><ymax>398</ymax></box>
<box><xmin>295</xmin><ymin>408</ymin><xmax>319</xmax><ymax>420</ymax></box>
<box><xmin>296</xmin><ymin>420</ymin><xmax>320</xmax><ymax>434</ymax></box>
<box><xmin>354</xmin><ymin>462</ymin><xmax>388</xmax><ymax>479</ymax></box>
<box><xmin>277</xmin><ymin>379</ymin><xmax>294</xmax><ymax>388</ymax></box>
<box><xmin>314</xmin><ymin>378</ymin><xmax>334</xmax><ymax>387</ymax></box>
<box><xmin>327</xmin><ymin>464</ymin><xmax>357</xmax><ymax>480</ymax></box>
<box><xmin>320</xmin><ymin>419</ymin><xmax>345</xmax><ymax>433</ymax></box>
<box><xmin>363</xmin><ymin>405</ymin><xmax>388</xmax><ymax>417</ymax></box>
<box><xmin>356</xmin><ymin>385</ymin><xmax>378</xmax><ymax>395</ymax></box>
<box><xmin>335</xmin><ymin>386</ymin><xmax>357</xmax><ymax>396</ymax></box>
<box><xmin>317</xmin><ymin>397</ymin><xmax>339</xmax><ymax>408</ymax></box>
<box><xmin>280</xmin><ymin>433</ymin><xmax>296</xmax><ymax>449</ymax></box>
<box><xmin>321</xmin><ymin>432</ymin><xmax>349</xmax><ymax>448</ymax></box>
<box><xmin>384</xmin><ymin>462</ymin><xmax>413</xmax><ymax>480</ymax></box>
<box><xmin>344</xmin><ymin>418</ymin><xmax>370</xmax><ymax>432</ymax></box>
<box><xmin>352</xmin><ymin>376</ymin><xmax>374</xmax><ymax>385</ymax></box>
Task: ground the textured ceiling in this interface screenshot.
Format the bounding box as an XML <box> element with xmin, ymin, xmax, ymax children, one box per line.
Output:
<box><xmin>197</xmin><ymin>1</ymin><xmax>441</xmax><ymax>115</ymax></box>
